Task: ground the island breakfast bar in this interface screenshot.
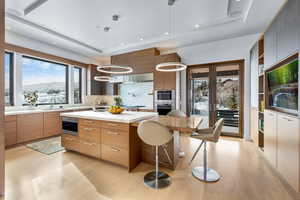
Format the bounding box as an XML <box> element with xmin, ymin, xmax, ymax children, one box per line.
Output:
<box><xmin>60</xmin><ymin>111</ymin><xmax>202</xmax><ymax>171</ymax></box>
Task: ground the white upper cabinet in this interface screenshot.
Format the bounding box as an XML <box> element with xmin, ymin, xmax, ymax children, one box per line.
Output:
<box><xmin>264</xmin><ymin>0</ymin><xmax>299</xmax><ymax>69</ymax></box>
<box><xmin>276</xmin><ymin>0</ymin><xmax>299</xmax><ymax>62</ymax></box>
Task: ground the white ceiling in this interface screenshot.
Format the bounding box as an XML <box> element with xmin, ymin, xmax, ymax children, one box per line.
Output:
<box><xmin>5</xmin><ymin>0</ymin><xmax>286</xmax><ymax>59</ymax></box>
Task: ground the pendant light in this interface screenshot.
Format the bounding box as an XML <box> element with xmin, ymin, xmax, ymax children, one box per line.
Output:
<box><xmin>155</xmin><ymin>1</ymin><xmax>187</xmax><ymax>72</ymax></box>
<box><xmin>94</xmin><ymin>76</ymin><xmax>113</xmax><ymax>82</ymax></box>
<box><xmin>97</xmin><ymin>65</ymin><xmax>133</xmax><ymax>74</ymax></box>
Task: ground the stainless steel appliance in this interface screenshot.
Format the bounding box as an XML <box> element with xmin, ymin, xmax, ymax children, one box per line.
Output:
<box><xmin>62</xmin><ymin>117</ymin><xmax>78</xmax><ymax>136</ymax></box>
<box><xmin>155</xmin><ymin>90</ymin><xmax>176</xmax><ymax>115</ymax></box>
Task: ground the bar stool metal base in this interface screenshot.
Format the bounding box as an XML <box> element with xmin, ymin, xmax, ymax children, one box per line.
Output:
<box><xmin>144</xmin><ymin>171</ymin><xmax>171</xmax><ymax>189</ymax></box>
<box><xmin>192</xmin><ymin>167</ymin><xmax>220</xmax><ymax>182</ymax></box>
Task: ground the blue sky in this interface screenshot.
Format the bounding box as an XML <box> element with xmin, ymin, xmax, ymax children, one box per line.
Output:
<box><xmin>22</xmin><ymin>57</ymin><xmax>66</xmax><ymax>85</ymax></box>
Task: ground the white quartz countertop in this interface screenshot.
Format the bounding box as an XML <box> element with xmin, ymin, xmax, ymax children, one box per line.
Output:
<box><xmin>5</xmin><ymin>106</ymin><xmax>92</xmax><ymax>116</ymax></box>
<box><xmin>60</xmin><ymin>111</ymin><xmax>158</xmax><ymax>123</ymax></box>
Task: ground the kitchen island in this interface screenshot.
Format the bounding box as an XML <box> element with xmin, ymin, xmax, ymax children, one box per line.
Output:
<box><xmin>60</xmin><ymin>111</ymin><xmax>159</xmax><ymax>171</ymax></box>
<box><xmin>60</xmin><ymin>111</ymin><xmax>202</xmax><ymax>171</ymax></box>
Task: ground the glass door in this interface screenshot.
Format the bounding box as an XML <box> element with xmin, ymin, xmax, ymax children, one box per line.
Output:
<box><xmin>188</xmin><ymin>61</ymin><xmax>244</xmax><ymax>137</ymax></box>
<box><xmin>189</xmin><ymin>67</ymin><xmax>211</xmax><ymax>128</ymax></box>
<box><xmin>215</xmin><ymin>64</ymin><xmax>241</xmax><ymax>136</ymax></box>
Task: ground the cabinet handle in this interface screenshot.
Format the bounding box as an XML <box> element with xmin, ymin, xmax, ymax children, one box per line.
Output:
<box><xmin>111</xmin><ymin>147</ymin><xmax>120</xmax><ymax>152</ymax></box>
<box><xmin>84</xmin><ymin>120</ymin><xmax>94</xmax><ymax>124</ymax></box>
<box><xmin>282</xmin><ymin>117</ymin><xmax>293</xmax><ymax>122</ymax></box>
<box><xmin>84</xmin><ymin>128</ymin><xmax>94</xmax><ymax>131</ymax></box>
<box><xmin>83</xmin><ymin>141</ymin><xmax>96</xmax><ymax>146</ymax></box>
<box><xmin>107</xmin><ymin>131</ymin><xmax>120</xmax><ymax>135</ymax></box>
<box><xmin>65</xmin><ymin>137</ymin><xmax>74</xmax><ymax>141</ymax></box>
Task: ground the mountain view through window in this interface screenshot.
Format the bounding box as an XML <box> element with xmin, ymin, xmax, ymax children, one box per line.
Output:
<box><xmin>22</xmin><ymin>56</ymin><xmax>68</xmax><ymax>105</ymax></box>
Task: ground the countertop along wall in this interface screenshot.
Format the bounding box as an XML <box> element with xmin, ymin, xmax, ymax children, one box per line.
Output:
<box><xmin>163</xmin><ymin>33</ymin><xmax>261</xmax><ymax>140</ymax></box>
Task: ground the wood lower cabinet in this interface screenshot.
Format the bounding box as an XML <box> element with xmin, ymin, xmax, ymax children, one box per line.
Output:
<box><xmin>4</xmin><ymin>115</ymin><xmax>17</xmax><ymax>146</ymax></box>
<box><xmin>62</xmin><ymin>119</ymin><xmax>132</xmax><ymax>169</ymax></box>
<box><xmin>277</xmin><ymin>114</ymin><xmax>300</xmax><ymax>192</ymax></box>
<box><xmin>80</xmin><ymin>141</ymin><xmax>100</xmax><ymax>158</ymax></box>
<box><xmin>17</xmin><ymin>113</ymin><xmax>44</xmax><ymax>143</ymax></box>
<box><xmin>44</xmin><ymin>112</ymin><xmax>61</xmax><ymax>137</ymax></box>
<box><xmin>264</xmin><ymin>110</ymin><xmax>277</xmax><ymax>168</ymax></box>
<box><xmin>101</xmin><ymin>144</ymin><xmax>129</xmax><ymax>167</ymax></box>
<box><xmin>62</xmin><ymin>134</ymin><xmax>80</xmax><ymax>151</ymax></box>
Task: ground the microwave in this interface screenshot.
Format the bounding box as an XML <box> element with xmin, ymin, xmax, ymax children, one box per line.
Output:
<box><xmin>155</xmin><ymin>90</ymin><xmax>175</xmax><ymax>101</ymax></box>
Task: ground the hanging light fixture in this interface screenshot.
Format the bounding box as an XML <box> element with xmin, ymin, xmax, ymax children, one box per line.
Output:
<box><xmin>94</xmin><ymin>76</ymin><xmax>113</xmax><ymax>82</ymax></box>
<box><xmin>155</xmin><ymin>0</ymin><xmax>187</xmax><ymax>72</ymax></box>
<box><xmin>156</xmin><ymin>62</ymin><xmax>187</xmax><ymax>72</ymax></box>
<box><xmin>97</xmin><ymin>65</ymin><xmax>133</xmax><ymax>74</ymax></box>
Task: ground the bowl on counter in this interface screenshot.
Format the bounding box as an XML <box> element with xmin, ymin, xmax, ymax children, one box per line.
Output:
<box><xmin>108</xmin><ymin>106</ymin><xmax>125</xmax><ymax>114</ymax></box>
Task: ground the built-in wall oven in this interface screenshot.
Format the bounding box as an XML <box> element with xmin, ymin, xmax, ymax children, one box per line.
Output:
<box><xmin>62</xmin><ymin>117</ymin><xmax>78</xmax><ymax>136</ymax></box>
<box><xmin>155</xmin><ymin>90</ymin><xmax>176</xmax><ymax>115</ymax></box>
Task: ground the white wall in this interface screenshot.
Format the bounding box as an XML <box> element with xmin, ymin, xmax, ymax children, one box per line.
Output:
<box><xmin>167</xmin><ymin>34</ymin><xmax>260</xmax><ymax>140</ymax></box>
<box><xmin>5</xmin><ymin>30</ymin><xmax>92</xmax><ymax>64</ymax></box>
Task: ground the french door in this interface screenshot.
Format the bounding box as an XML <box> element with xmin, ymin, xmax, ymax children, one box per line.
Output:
<box><xmin>187</xmin><ymin>60</ymin><xmax>244</xmax><ymax>137</ymax></box>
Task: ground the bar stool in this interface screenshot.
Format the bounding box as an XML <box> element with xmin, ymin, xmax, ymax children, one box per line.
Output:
<box><xmin>167</xmin><ymin>110</ymin><xmax>187</xmax><ymax>157</ymax></box>
<box><xmin>189</xmin><ymin>118</ymin><xmax>224</xmax><ymax>182</ymax></box>
<box><xmin>137</xmin><ymin>120</ymin><xmax>173</xmax><ymax>189</ymax></box>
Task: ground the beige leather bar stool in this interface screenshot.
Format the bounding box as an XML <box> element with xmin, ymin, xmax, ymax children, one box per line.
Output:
<box><xmin>137</xmin><ymin>120</ymin><xmax>173</xmax><ymax>189</ymax></box>
<box><xmin>190</xmin><ymin>118</ymin><xmax>224</xmax><ymax>182</ymax></box>
<box><xmin>167</xmin><ymin>110</ymin><xmax>187</xmax><ymax>157</ymax></box>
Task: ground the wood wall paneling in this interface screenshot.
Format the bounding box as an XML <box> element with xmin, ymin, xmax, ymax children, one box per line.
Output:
<box><xmin>0</xmin><ymin>0</ymin><xmax>5</xmax><ymax>195</ymax></box>
<box><xmin>4</xmin><ymin>43</ymin><xmax>88</xmax><ymax>68</ymax></box>
<box><xmin>154</xmin><ymin>53</ymin><xmax>180</xmax><ymax>90</ymax></box>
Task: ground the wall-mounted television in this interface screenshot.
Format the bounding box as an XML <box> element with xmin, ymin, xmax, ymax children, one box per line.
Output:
<box><xmin>266</xmin><ymin>54</ymin><xmax>298</xmax><ymax>115</ymax></box>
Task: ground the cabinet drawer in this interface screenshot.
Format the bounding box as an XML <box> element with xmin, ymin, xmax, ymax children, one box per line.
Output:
<box><xmin>79</xmin><ymin>119</ymin><xmax>101</xmax><ymax>128</ymax></box>
<box><xmin>80</xmin><ymin>141</ymin><xmax>100</xmax><ymax>158</ymax></box>
<box><xmin>5</xmin><ymin>115</ymin><xmax>16</xmax><ymax>122</ymax></box>
<box><xmin>101</xmin><ymin>121</ymin><xmax>129</xmax><ymax>130</ymax></box>
<box><xmin>101</xmin><ymin>144</ymin><xmax>128</xmax><ymax>167</ymax></box>
<box><xmin>62</xmin><ymin>135</ymin><xmax>80</xmax><ymax>151</ymax></box>
<box><xmin>79</xmin><ymin>127</ymin><xmax>101</xmax><ymax>143</ymax></box>
<box><xmin>102</xmin><ymin>128</ymin><xmax>129</xmax><ymax>149</ymax></box>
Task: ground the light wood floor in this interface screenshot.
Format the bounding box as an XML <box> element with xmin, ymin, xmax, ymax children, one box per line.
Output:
<box><xmin>1</xmin><ymin>137</ymin><xmax>296</xmax><ymax>200</ymax></box>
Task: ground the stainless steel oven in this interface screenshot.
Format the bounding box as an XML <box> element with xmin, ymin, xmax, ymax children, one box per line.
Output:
<box><xmin>62</xmin><ymin>117</ymin><xmax>78</xmax><ymax>136</ymax></box>
<box><xmin>155</xmin><ymin>90</ymin><xmax>176</xmax><ymax>115</ymax></box>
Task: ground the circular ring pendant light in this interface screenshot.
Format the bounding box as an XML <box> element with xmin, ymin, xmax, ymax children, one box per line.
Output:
<box><xmin>97</xmin><ymin>65</ymin><xmax>133</xmax><ymax>74</ymax></box>
<box><xmin>155</xmin><ymin>1</ymin><xmax>187</xmax><ymax>72</ymax></box>
<box><xmin>94</xmin><ymin>76</ymin><xmax>113</xmax><ymax>82</ymax></box>
<box><xmin>156</xmin><ymin>62</ymin><xmax>187</xmax><ymax>72</ymax></box>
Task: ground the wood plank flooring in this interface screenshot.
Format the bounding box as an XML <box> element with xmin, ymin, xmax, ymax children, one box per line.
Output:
<box><xmin>1</xmin><ymin>136</ymin><xmax>296</xmax><ymax>200</ymax></box>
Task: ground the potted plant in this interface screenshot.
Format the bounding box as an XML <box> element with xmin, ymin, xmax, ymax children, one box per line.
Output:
<box><xmin>24</xmin><ymin>91</ymin><xmax>39</xmax><ymax>107</ymax></box>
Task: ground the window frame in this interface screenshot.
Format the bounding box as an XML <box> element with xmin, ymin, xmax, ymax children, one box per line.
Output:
<box><xmin>22</xmin><ymin>55</ymin><xmax>69</xmax><ymax>105</ymax></box>
<box><xmin>5</xmin><ymin>52</ymin><xmax>14</xmax><ymax>106</ymax></box>
<box><xmin>73</xmin><ymin>66</ymin><xmax>82</xmax><ymax>104</ymax></box>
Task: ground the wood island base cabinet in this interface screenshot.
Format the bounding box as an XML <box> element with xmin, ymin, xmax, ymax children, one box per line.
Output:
<box><xmin>62</xmin><ymin>119</ymin><xmax>178</xmax><ymax>172</ymax></box>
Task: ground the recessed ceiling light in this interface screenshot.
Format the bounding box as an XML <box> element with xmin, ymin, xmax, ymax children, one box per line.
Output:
<box><xmin>194</xmin><ymin>24</ymin><xmax>200</xmax><ymax>28</ymax></box>
<box><xmin>140</xmin><ymin>38</ymin><xmax>144</xmax><ymax>41</ymax></box>
<box><xmin>164</xmin><ymin>32</ymin><xmax>169</xmax><ymax>35</ymax></box>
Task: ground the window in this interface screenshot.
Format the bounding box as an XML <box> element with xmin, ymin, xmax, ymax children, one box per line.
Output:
<box><xmin>73</xmin><ymin>67</ymin><xmax>82</xmax><ymax>104</ymax></box>
<box><xmin>22</xmin><ymin>56</ymin><xmax>68</xmax><ymax>105</ymax></box>
<box><xmin>4</xmin><ymin>52</ymin><xmax>13</xmax><ymax>106</ymax></box>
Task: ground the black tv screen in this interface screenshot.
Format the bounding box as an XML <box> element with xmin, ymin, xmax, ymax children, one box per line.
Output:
<box><xmin>267</xmin><ymin>58</ymin><xmax>298</xmax><ymax>114</ymax></box>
